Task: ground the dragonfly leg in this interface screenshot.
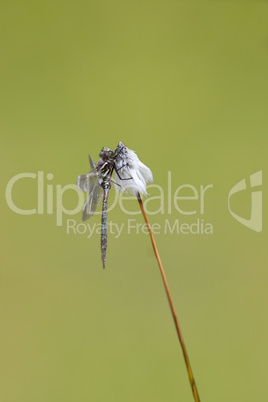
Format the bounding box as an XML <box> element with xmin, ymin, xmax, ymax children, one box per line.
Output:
<box><xmin>114</xmin><ymin>146</ymin><xmax>125</xmax><ymax>157</ymax></box>
<box><xmin>115</xmin><ymin>165</ymin><xmax>133</xmax><ymax>181</ymax></box>
<box><xmin>116</xmin><ymin>164</ymin><xmax>126</xmax><ymax>172</ymax></box>
<box><xmin>111</xmin><ymin>179</ymin><xmax>123</xmax><ymax>188</ymax></box>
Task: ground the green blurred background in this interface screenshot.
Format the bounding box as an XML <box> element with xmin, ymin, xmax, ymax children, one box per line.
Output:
<box><xmin>1</xmin><ymin>1</ymin><xmax>267</xmax><ymax>401</ymax></box>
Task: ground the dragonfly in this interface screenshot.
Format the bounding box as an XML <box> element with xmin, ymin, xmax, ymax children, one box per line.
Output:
<box><xmin>77</xmin><ymin>146</ymin><xmax>130</xmax><ymax>269</ymax></box>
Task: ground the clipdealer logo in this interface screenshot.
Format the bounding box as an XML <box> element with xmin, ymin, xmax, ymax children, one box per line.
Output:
<box><xmin>4</xmin><ymin>170</ymin><xmax>263</xmax><ymax>234</ymax></box>
<box><xmin>228</xmin><ymin>170</ymin><xmax>262</xmax><ymax>232</ymax></box>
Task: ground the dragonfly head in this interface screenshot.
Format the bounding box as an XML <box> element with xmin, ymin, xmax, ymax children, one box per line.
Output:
<box><xmin>99</xmin><ymin>147</ymin><xmax>114</xmax><ymax>160</ymax></box>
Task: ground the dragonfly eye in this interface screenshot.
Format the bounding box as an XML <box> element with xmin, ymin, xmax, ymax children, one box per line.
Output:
<box><xmin>99</xmin><ymin>147</ymin><xmax>113</xmax><ymax>159</ymax></box>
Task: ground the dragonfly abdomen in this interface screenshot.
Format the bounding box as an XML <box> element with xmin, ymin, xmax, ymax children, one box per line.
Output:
<box><xmin>101</xmin><ymin>188</ymin><xmax>109</xmax><ymax>269</ymax></box>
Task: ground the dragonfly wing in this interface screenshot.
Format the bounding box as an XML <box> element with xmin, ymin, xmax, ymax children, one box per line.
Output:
<box><xmin>77</xmin><ymin>170</ymin><xmax>98</xmax><ymax>193</ymax></box>
<box><xmin>82</xmin><ymin>179</ymin><xmax>103</xmax><ymax>221</ymax></box>
<box><xmin>89</xmin><ymin>154</ymin><xmax>96</xmax><ymax>169</ymax></box>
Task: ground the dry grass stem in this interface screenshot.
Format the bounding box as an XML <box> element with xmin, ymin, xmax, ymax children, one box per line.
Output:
<box><xmin>137</xmin><ymin>193</ymin><xmax>201</xmax><ymax>402</ymax></box>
